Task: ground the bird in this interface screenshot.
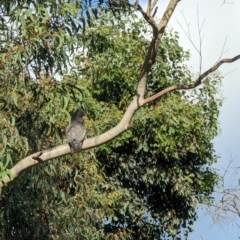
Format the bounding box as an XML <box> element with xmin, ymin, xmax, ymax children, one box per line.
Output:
<box><xmin>66</xmin><ymin>108</ymin><xmax>87</xmax><ymax>153</ymax></box>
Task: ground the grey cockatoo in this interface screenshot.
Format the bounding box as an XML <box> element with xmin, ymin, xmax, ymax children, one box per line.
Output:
<box><xmin>66</xmin><ymin>108</ymin><xmax>87</xmax><ymax>153</ymax></box>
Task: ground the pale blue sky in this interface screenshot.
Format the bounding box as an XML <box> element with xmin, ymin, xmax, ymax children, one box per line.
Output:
<box><xmin>141</xmin><ymin>0</ymin><xmax>240</xmax><ymax>239</ymax></box>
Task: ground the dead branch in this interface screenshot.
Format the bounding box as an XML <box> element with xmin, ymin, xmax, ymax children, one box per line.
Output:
<box><xmin>205</xmin><ymin>157</ymin><xmax>240</xmax><ymax>226</ymax></box>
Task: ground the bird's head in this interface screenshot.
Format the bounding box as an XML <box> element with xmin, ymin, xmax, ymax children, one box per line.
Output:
<box><xmin>72</xmin><ymin>108</ymin><xmax>85</xmax><ymax>123</ymax></box>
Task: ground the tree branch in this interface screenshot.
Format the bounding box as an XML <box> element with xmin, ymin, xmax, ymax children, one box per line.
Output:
<box><xmin>136</xmin><ymin>0</ymin><xmax>179</xmax><ymax>100</ymax></box>
<box><xmin>143</xmin><ymin>54</ymin><xmax>240</xmax><ymax>104</ymax></box>
<box><xmin>0</xmin><ymin>99</ymin><xmax>138</xmax><ymax>186</ymax></box>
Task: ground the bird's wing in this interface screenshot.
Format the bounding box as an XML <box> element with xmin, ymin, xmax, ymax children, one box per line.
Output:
<box><xmin>66</xmin><ymin>124</ymin><xmax>87</xmax><ymax>142</ymax></box>
<box><xmin>77</xmin><ymin>125</ymin><xmax>87</xmax><ymax>141</ymax></box>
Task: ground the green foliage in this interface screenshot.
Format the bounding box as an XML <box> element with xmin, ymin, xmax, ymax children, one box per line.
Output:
<box><xmin>0</xmin><ymin>1</ymin><xmax>84</xmax><ymax>79</ymax></box>
<box><xmin>77</xmin><ymin>12</ymin><xmax>222</xmax><ymax>239</ymax></box>
<box><xmin>0</xmin><ymin>5</ymin><xmax>223</xmax><ymax>240</ymax></box>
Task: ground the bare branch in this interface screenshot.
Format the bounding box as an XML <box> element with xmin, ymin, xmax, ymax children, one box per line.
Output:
<box><xmin>196</xmin><ymin>3</ymin><xmax>205</xmax><ymax>76</ymax></box>
<box><xmin>152</xmin><ymin>6</ymin><xmax>158</xmax><ymax>18</ymax></box>
<box><xmin>176</xmin><ymin>8</ymin><xmax>206</xmax><ymax>75</ymax></box>
<box><xmin>221</xmin><ymin>0</ymin><xmax>234</xmax><ymax>5</ymax></box>
<box><xmin>206</xmin><ymin>156</ymin><xmax>240</xmax><ymax>226</ymax></box>
<box><xmin>215</xmin><ymin>37</ymin><xmax>229</xmax><ymax>63</ymax></box>
<box><xmin>222</xmin><ymin>68</ymin><xmax>238</xmax><ymax>77</ymax></box>
<box><xmin>143</xmin><ymin>55</ymin><xmax>240</xmax><ymax>104</ymax></box>
<box><xmin>136</xmin><ymin>0</ymin><xmax>179</xmax><ymax>100</ymax></box>
<box><xmin>146</xmin><ymin>0</ymin><xmax>158</xmax><ymax>16</ymax></box>
<box><xmin>133</xmin><ymin>0</ymin><xmax>139</xmax><ymax>10</ymax></box>
<box><xmin>135</xmin><ymin>1</ymin><xmax>158</xmax><ymax>32</ymax></box>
